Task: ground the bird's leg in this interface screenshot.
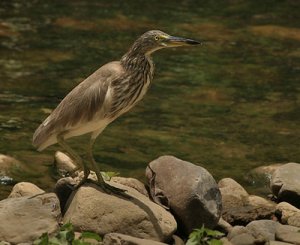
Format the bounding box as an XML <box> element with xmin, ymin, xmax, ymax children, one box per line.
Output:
<box><xmin>87</xmin><ymin>136</ymin><xmax>127</xmax><ymax>195</ymax></box>
<box><xmin>57</xmin><ymin>134</ymin><xmax>90</xmax><ymax>186</ymax></box>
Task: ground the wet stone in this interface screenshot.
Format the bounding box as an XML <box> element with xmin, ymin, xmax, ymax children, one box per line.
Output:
<box><xmin>271</xmin><ymin>163</ymin><xmax>300</xmax><ymax>208</ymax></box>
<box><xmin>146</xmin><ymin>155</ymin><xmax>222</xmax><ymax>234</ymax></box>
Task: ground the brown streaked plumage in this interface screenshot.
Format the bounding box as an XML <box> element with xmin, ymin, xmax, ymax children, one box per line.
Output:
<box><xmin>33</xmin><ymin>30</ymin><xmax>200</xmax><ymax>194</ymax></box>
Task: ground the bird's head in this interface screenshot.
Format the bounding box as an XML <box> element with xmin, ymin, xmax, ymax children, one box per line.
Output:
<box><xmin>132</xmin><ymin>30</ymin><xmax>201</xmax><ymax>55</ymax></box>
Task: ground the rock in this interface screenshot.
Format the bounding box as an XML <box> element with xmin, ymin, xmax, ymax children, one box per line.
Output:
<box><xmin>219</xmin><ymin>178</ymin><xmax>275</xmax><ymax>225</ymax></box>
<box><xmin>219</xmin><ymin>178</ymin><xmax>249</xmax><ymax>208</ymax></box>
<box><xmin>270</xmin><ymin>162</ymin><xmax>300</xmax><ymax>208</ymax></box>
<box><xmin>270</xmin><ymin>242</ymin><xmax>295</xmax><ymax>245</ymax></box>
<box><xmin>54</xmin><ymin>177</ymin><xmax>77</xmax><ymax>212</ymax></box>
<box><xmin>222</xmin><ymin>203</ymin><xmax>275</xmax><ymax>226</ymax></box>
<box><xmin>248</xmin><ymin>195</ymin><xmax>276</xmax><ymax>219</ymax></box>
<box><xmin>111</xmin><ymin>176</ymin><xmax>149</xmax><ymax>197</ymax></box>
<box><xmin>276</xmin><ymin>202</ymin><xmax>300</xmax><ymax>227</ymax></box>
<box><xmin>74</xmin><ymin>231</ymin><xmax>101</xmax><ymax>245</ymax></box>
<box><xmin>0</xmin><ymin>154</ymin><xmax>21</xmax><ymax>176</ymax></box>
<box><xmin>54</xmin><ymin>171</ymin><xmax>102</xmax><ymax>212</ymax></box>
<box><xmin>72</xmin><ymin>170</ymin><xmax>98</xmax><ymax>183</ymax></box>
<box><xmin>0</xmin><ymin>193</ymin><xmax>61</xmax><ymax>243</ymax></box>
<box><xmin>55</xmin><ymin>175</ymin><xmax>149</xmax><ymax>212</ymax></box>
<box><xmin>287</xmin><ymin>212</ymin><xmax>300</xmax><ymax>228</ymax></box>
<box><xmin>63</xmin><ymin>182</ymin><xmax>176</xmax><ymax>242</ymax></box>
<box><xmin>245</xmin><ymin>164</ymin><xmax>282</xmax><ymax>193</ymax></box>
<box><xmin>74</xmin><ymin>232</ymin><xmax>102</xmax><ymax>244</ymax></box>
<box><xmin>172</xmin><ymin>235</ymin><xmax>185</xmax><ymax>245</ymax></box>
<box><xmin>275</xmin><ymin>224</ymin><xmax>300</xmax><ymax>245</ymax></box>
<box><xmin>0</xmin><ymin>242</ymin><xmax>11</xmax><ymax>245</ymax></box>
<box><xmin>217</xmin><ymin>217</ymin><xmax>233</xmax><ymax>234</ymax></box>
<box><xmin>250</xmin><ymin>164</ymin><xmax>282</xmax><ymax>180</ymax></box>
<box><xmin>220</xmin><ymin>237</ymin><xmax>233</xmax><ymax>245</ymax></box>
<box><xmin>0</xmin><ymin>154</ymin><xmax>23</xmax><ymax>185</ymax></box>
<box><xmin>246</xmin><ymin>220</ymin><xmax>280</xmax><ymax>241</ymax></box>
<box><xmin>248</xmin><ymin>195</ymin><xmax>273</xmax><ymax>207</ymax></box>
<box><xmin>145</xmin><ymin>156</ymin><xmax>221</xmax><ymax>234</ymax></box>
<box><xmin>54</xmin><ymin>151</ymin><xmax>77</xmax><ymax>177</ymax></box>
<box><xmin>103</xmin><ymin>233</ymin><xmax>168</xmax><ymax>245</ymax></box>
<box><xmin>8</xmin><ymin>182</ymin><xmax>44</xmax><ymax>198</ymax></box>
<box><xmin>276</xmin><ymin>202</ymin><xmax>298</xmax><ymax>219</ymax></box>
<box><xmin>229</xmin><ymin>233</ymin><xmax>256</xmax><ymax>245</ymax></box>
<box><xmin>227</xmin><ymin>226</ymin><xmax>248</xmax><ymax>240</ymax></box>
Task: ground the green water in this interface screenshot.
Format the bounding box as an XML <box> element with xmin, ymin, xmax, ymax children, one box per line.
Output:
<box><xmin>0</xmin><ymin>0</ymin><xmax>299</xmax><ymax>199</ymax></box>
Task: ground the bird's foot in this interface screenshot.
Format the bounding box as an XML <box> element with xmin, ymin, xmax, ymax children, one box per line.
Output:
<box><xmin>67</xmin><ymin>170</ymin><xmax>130</xmax><ymax>198</ymax></box>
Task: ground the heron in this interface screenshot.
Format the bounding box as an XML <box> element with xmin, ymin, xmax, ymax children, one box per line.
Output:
<box><xmin>33</xmin><ymin>30</ymin><xmax>200</xmax><ymax>194</ymax></box>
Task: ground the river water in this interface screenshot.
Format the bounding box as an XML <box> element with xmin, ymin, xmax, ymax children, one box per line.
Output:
<box><xmin>0</xmin><ymin>0</ymin><xmax>299</xmax><ymax>199</ymax></box>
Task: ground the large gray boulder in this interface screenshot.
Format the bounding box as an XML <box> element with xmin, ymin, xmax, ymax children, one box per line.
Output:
<box><xmin>271</xmin><ymin>163</ymin><xmax>300</xmax><ymax>208</ymax></box>
<box><xmin>0</xmin><ymin>193</ymin><xmax>61</xmax><ymax>243</ymax></box>
<box><xmin>63</xmin><ymin>182</ymin><xmax>176</xmax><ymax>242</ymax></box>
<box><xmin>145</xmin><ymin>155</ymin><xmax>222</xmax><ymax>234</ymax></box>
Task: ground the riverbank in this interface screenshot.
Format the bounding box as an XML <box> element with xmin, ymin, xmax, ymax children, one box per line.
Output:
<box><xmin>0</xmin><ymin>153</ymin><xmax>300</xmax><ymax>244</ymax></box>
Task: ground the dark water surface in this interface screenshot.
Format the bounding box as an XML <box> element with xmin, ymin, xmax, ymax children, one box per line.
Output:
<box><xmin>0</xmin><ymin>0</ymin><xmax>299</xmax><ymax>199</ymax></box>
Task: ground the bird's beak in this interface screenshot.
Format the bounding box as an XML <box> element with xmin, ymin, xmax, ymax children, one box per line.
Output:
<box><xmin>164</xmin><ymin>35</ymin><xmax>201</xmax><ymax>47</ymax></box>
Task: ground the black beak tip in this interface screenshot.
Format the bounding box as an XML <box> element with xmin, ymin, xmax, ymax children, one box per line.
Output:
<box><xmin>186</xmin><ymin>39</ymin><xmax>202</xmax><ymax>45</ymax></box>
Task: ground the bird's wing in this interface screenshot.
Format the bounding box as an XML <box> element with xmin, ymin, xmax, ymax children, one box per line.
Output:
<box><xmin>33</xmin><ymin>61</ymin><xmax>125</xmax><ymax>150</ymax></box>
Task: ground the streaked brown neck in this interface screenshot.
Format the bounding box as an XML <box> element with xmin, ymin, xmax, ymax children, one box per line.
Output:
<box><xmin>120</xmin><ymin>47</ymin><xmax>154</xmax><ymax>76</ymax></box>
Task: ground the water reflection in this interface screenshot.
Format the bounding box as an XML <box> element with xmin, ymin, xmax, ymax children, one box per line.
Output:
<box><xmin>0</xmin><ymin>0</ymin><xmax>299</xmax><ymax>199</ymax></box>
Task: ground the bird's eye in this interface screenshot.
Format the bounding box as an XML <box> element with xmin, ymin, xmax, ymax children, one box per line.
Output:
<box><xmin>154</xmin><ymin>36</ymin><xmax>159</xmax><ymax>41</ymax></box>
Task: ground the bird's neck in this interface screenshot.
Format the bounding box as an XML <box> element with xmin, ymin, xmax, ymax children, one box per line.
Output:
<box><xmin>120</xmin><ymin>51</ymin><xmax>153</xmax><ymax>74</ymax></box>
